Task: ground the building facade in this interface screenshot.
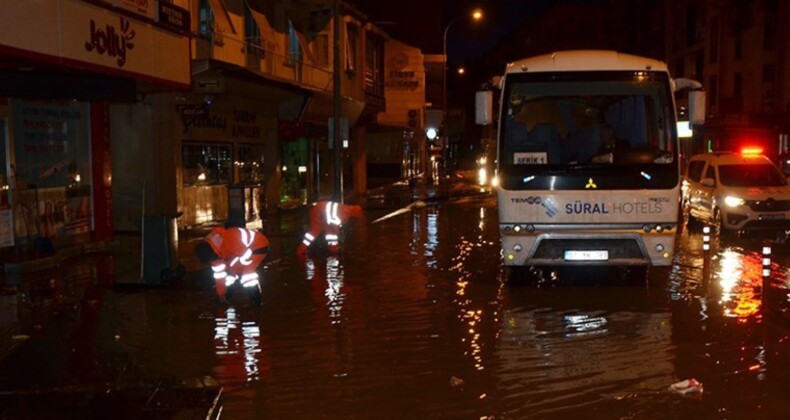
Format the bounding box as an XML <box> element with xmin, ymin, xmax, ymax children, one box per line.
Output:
<box><xmin>0</xmin><ymin>0</ymin><xmax>191</xmax><ymax>252</ymax></box>
<box><xmin>0</xmin><ymin>0</ymin><xmax>425</xmax><ymax>259</ymax></box>
<box><xmin>665</xmin><ymin>0</ymin><xmax>790</xmax><ymax>166</ymax></box>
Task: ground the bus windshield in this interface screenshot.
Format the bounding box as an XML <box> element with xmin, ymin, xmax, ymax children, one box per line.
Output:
<box><xmin>500</xmin><ymin>71</ymin><xmax>676</xmax><ymax>170</ymax></box>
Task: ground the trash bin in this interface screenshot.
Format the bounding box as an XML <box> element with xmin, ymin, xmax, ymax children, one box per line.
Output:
<box><xmin>141</xmin><ymin>212</ymin><xmax>185</xmax><ymax>284</ymax></box>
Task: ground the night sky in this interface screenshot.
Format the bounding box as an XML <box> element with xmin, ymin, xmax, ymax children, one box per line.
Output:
<box><xmin>352</xmin><ymin>0</ymin><xmax>606</xmax><ymax>65</ymax></box>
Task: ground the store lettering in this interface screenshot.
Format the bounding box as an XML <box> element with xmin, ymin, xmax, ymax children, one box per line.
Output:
<box><xmin>231</xmin><ymin>109</ymin><xmax>260</xmax><ymax>139</ymax></box>
<box><xmin>84</xmin><ymin>18</ymin><xmax>136</xmax><ymax>67</ymax></box>
<box><xmin>232</xmin><ymin>125</ymin><xmax>260</xmax><ymax>139</ymax></box>
<box><xmin>182</xmin><ymin>113</ymin><xmax>227</xmax><ymax>133</ymax></box>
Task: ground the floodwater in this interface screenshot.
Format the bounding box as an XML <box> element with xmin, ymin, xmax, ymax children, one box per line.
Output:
<box><xmin>0</xmin><ymin>194</ymin><xmax>789</xmax><ymax>419</ymax></box>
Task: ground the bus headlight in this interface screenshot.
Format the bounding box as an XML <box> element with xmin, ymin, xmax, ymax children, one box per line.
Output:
<box><xmin>724</xmin><ymin>195</ymin><xmax>744</xmax><ymax>207</ymax></box>
<box><xmin>491</xmin><ymin>175</ymin><xmax>499</xmax><ymax>187</ymax></box>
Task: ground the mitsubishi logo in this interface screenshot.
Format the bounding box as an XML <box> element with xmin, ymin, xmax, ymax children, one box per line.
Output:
<box><xmin>585</xmin><ymin>178</ymin><xmax>597</xmax><ymax>189</ymax></box>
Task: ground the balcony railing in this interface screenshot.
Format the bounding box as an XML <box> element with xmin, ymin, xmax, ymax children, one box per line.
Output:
<box><xmin>193</xmin><ymin>30</ymin><xmax>332</xmax><ymax>93</ymax></box>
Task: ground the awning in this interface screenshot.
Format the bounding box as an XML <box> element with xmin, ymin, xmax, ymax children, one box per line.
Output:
<box><xmin>248</xmin><ymin>8</ymin><xmax>278</xmax><ymax>51</ymax></box>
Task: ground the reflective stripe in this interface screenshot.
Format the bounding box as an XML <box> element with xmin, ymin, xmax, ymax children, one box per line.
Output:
<box><xmin>325</xmin><ymin>202</ymin><xmax>341</xmax><ymax>226</ymax></box>
<box><xmin>225</xmin><ymin>274</ymin><xmax>237</xmax><ymax>286</ymax></box>
<box><xmin>325</xmin><ymin>234</ymin><xmax>338</xmax><ymax>240</ymax></box>
<box><xmin>211</xmin><ymin>263</ymin><xmax>226</xmax><ymax>272</ymax></box>
<box><xmin>240</xmin><ymin>272</ymin><xmax>259</xmax><ymax>287</ymax></box>
<box><xmin>213</xmin><ymin>272</ymin><xmax>226</xmax><ymax>280</ymax></box>
<box><xmin>239</xmin><ymin>249</ymin><xmax>253</xmax><ymax>266</ymax></box>
<box><xmin>305</xmin><ymin>232</ymin><xmax>315</xmax><ymax>241</ymax></box>
<box><xmin>238</xmin><ymin>228</ymin><xmax>255</xmax><ymax>248</ymax></box>
<box><xmin>230</xmin><ymin>257</ymin><xmax>240</xmax><ymax>267</ymax></box>
<box><xmin>302</xmin><ymin>239</ymin><xmax>311</xmax><ymax>246</ymax></box>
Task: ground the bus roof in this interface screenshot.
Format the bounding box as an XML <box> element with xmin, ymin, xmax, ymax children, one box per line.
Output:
<box><xmin>505</xmin><ymin>50</ymin><xmax>669</xmax><ymax>74</ymax></box>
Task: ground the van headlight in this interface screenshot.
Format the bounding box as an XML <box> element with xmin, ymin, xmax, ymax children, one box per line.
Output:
<box><xmin>724</xmin><ymin>195</ymin><xmax>745</xmax><ymax>207</ymax></box>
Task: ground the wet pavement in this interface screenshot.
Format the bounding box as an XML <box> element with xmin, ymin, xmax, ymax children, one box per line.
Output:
<box><xmin>0</xmin><ymin>184</ymin><xmax>789</xmax><ymax>419</ymax></box>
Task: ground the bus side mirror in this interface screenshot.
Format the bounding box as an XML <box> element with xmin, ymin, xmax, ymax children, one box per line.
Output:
<box><xmin>689</xmin><ymin>90</ymin><xmax>706</xmax><ymax>126</ymax></box>
<box><xmin>476</xmin><ymin>91</ymin><xmax>493</xmax><ymax>125</ymax></box>
<box><xmin>700</xmin><ymin>178</ymin><xmax>715</xmax><ymax>187</ymax></box>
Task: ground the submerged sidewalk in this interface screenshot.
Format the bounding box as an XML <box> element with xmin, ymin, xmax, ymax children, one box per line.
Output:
<box><xmin>1</xmin><ymin>174</ymin><xmax>490</xmax><ymax>275</ymax></box>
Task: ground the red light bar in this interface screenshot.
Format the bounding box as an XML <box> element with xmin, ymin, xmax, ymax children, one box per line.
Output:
<box><xmin>741</xmin><ymin>147</ymin><xmax>763</xmax><ymax>155</ymax></box>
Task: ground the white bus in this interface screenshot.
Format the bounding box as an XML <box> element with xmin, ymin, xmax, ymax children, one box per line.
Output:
<box><xmin>476</xmin><ymin>50</ymin><xmax>705</xmax><ymax>272</ymax></box>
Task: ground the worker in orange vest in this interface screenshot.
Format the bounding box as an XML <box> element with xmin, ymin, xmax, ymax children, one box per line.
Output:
<box><xmin>297</xmin><ymin>200</ymin><xmax>363</xmax><ymax>256</ymax></box>
<box><xmin>195</xmin><ymin>223</ymin><xmax>270</xmax><ymax>305</ymax></box>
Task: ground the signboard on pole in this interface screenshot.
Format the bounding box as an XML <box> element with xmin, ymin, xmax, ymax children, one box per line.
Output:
<box><xmin>327</xmin><ymin>117</ymin><xmax>349</xmax><ymax>149</ymax></box>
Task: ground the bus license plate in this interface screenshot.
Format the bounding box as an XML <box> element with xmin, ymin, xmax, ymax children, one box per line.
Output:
<box><xmin>564</xmin><ymin>250</ymin><xmax>609</xmax><ymax>261</ymax></box>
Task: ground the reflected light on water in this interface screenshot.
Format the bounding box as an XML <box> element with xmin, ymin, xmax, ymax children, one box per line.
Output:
<box><xmin>325</xmin><ymin>257</ymin><xmax>345</xmax><ymax>323</ymax></box>
<box><xmin>715</xmin><ymin>248</ymin><xmax>762</xmax><ymax>321</ymax></box>
<box><xmin>214</xmin><ymin>307</ymin><xmax>264</xmax><ymax>383</ymax></box>
<box><xmin>563</xmin><ymin>314</ymin><xmax>609</xmax><ymax>337</ymax></box>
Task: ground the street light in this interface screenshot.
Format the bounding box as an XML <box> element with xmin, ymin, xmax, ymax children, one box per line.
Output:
<box><xmin>442</xmin><ymin>8</ymin><xmax>483</xmax><ymax>177</ymax></box>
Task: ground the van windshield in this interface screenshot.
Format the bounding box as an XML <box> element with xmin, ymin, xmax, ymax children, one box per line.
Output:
<box><xmin>719</xmin><ymin>164</ymin><xmax>787</xmax><ymax>187</ymax></box>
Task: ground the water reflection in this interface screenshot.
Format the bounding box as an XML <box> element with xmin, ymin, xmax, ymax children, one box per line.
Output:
<box><xmin>305</xmin><ymin>257</ymin><xmax>346</xmax><ymax>323</ymax></box>
<box><xmin>715</xmin><ymin>247</ymin><xmax>762</xmax><ymax>321</ymax></box>
<box><xmin>213</xmin><ymin>307</ymin><xmax>266</xmax><ymax>385</ymax></box>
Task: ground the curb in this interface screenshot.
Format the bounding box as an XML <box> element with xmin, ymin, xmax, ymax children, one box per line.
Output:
<box><xmin>2</xmin><ymin>239</ymin><xmax>122</xmax><ymax>274</ymax></box>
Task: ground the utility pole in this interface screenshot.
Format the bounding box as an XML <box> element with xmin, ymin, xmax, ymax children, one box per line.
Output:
<box><xmin>332</xmin><ymin>0</ymin><xmax>342</xmax><ymax>202</ymax></box>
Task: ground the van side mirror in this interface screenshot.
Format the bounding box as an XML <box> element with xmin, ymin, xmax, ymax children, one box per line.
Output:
<box><xmin>475</xmin><ymin>91</ymin><xmax>493</xmax><ymax>125</ymax></box>
<box><xmin>689</xmin><ymin>90</ymin><xmax>706</xmax><ymax>126</ymax></box>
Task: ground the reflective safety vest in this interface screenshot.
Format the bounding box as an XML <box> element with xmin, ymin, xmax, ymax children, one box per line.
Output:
<box><xmin>301</xmin><ymin>201</ymin><xmax>363</xmax><ymax>249</ymax></box>
<box><xmin>206</xmin><ymin>226</ymin><xmax>269</xmax><ymax>286</ymax></box>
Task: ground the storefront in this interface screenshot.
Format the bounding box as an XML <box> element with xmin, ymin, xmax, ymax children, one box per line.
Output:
<box><xmin>176</xmin><ymin>71</ymin><xmax>287</xmax><ymax>229</ymax></box>
<box><xmin>0</xmin><ymin>0</ymin><xmax>190</xmax><ymax>250</ymax></box>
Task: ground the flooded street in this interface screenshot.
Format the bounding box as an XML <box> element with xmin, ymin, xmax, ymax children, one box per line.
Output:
<box><xmin>1</xmin><ymin>194</ymin><xmax>789</xmax><ymax>419</ymax></box>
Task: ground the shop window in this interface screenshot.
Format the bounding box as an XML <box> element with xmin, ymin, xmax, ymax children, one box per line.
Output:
<box><xmin>182</xmin><ymin>143</ymin><xmax>232</xmax><ymax>186</ymax></box>
<box><xmin>237</xmin><ymin>144</ymin><xmax>265</xmax><ymax>184</ymax></box>
<box><xmin>280</xmin><ymin>139</ymin><xmax>308</xmax><ymax>208</ymax></box>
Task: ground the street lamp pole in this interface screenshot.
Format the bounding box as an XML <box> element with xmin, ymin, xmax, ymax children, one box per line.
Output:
<box><xmin>441</xmin><ymin>9</ymin><xmax>482</xmax><ymax>179</ymax></box>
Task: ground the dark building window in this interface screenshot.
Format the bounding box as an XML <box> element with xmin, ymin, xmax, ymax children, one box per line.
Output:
<box><xmin>764</xmin><ymin>1</ymin><xmax>777</xmax><ymax>50</ymax></box>
<box><xmin>685</xmin><ymin>5</ymin><xmax>697</xmax><ymax>46</ymax></box>
<box><xmin>695</xmin><ymin>50</ymin><xmax>704</xmax><ymax>81</ymax></box>
<box><xmin>244</xmin><ymin>5</ymin><xmax>261</xmax><ymax>50</ymax></box>
<box><xmin>709</xmin><ymin>17</ymin><xmax>719</xmax><ymax>63</ymax></box>
<box><xmin>734</xmin><ymin>31</ymin><xmax>743</xmax><ymax>60</ymax></box>
<box><xmin>674</xmin><ymin>57</ymin><xmax>684</xmax><ymax>77</ymax></box>
<box><xmin>708</xmin><ymin>75</ymin><xmax>718</xmax><ymax>109</ymax></box>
